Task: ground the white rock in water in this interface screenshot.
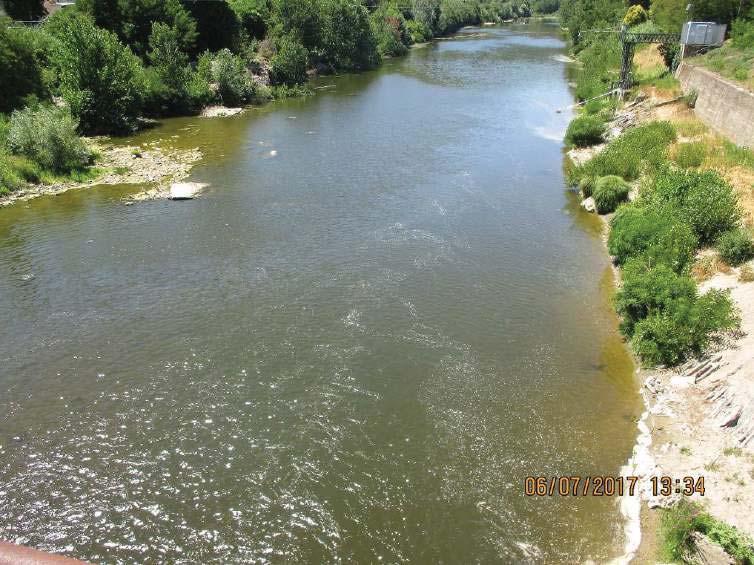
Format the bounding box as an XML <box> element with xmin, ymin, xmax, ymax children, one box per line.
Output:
<box><xmin>581</xmin><ymin>196</ymin><xmax>596</xmax><ymax>213</ymax></box>
<box><xmin>169</xmin><ymin>182</ymin><xmax>208</xmax><ymax>200</ymax></box>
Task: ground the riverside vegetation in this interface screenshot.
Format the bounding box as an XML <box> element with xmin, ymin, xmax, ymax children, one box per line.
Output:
<box><xmin>564</xmin><ymin>0</ymin><xmax>754</xmax><ymax>368</ymax></box>
<box><xmin>564</xmin><ymin>0</ymin><xmax>754</xmax><ymax>560</ymax></box>
<box><xmin>0</xmin><ymin>0</ymin><xmax>559</xmax><ymax>197</ymax></box>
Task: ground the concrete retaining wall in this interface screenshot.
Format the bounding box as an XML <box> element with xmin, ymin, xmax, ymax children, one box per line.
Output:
<box><xmin>676</xmin><ymin>62</ymin><xmax>754</xmax><ymax>148</ymax></box>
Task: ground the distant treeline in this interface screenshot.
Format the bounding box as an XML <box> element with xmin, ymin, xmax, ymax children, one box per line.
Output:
<box><xmin>0</xmin><ymin>0</ymin><xmax>555</xmax><ymax>134</ymax></box>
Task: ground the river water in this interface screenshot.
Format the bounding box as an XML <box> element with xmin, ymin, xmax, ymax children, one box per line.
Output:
<box><xmin>0</xmin><ymin>23</ymin><xmax>641</xmax><ymax>563</ymax></box>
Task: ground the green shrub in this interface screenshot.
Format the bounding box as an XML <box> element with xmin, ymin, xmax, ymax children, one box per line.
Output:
<box><xmin>574</xmin><ymin>35</ymin><xmax>622</xmax><ymax>101</ymax></box>
<box><xmin>579</xmin><ymin>176</ymin><xmax>595</xmax><ymax>198</ymax></box>
<box><xmin>661</xmin><ymin>500</ymin><xmax>754</xmax><ymax>564</ymax></box>
<box><xmin>717</xmin><ymin>229</ymin><xmax>754</xmax><ymax>266</ymax></box>
<box><xmin>647</xmin><ymin>167</ymin><xmax>740</xmax><ymax>245</ymax></box>
<box><xmin>269</xmin><ymin>34</ymin><xmax>309</xmax><ymax>86</ymax></box>
<box><xmin>0</xmin><ymin>154</ymin><xmax>22</xmax><ymax>195</ymax></box>
<box><xmin>593</xmin><ymin>175</ymin><xmax>630</xmax><ymax>213</ymax></box>
<box><xmin>631</xmin><ymin>287</ymin><xmax>738</xmax><ymax>366</ymax></box>
<box><xmin>321</xmin><ymin>0</ymin><xmax>379</xmax><ymax>70</ymax></box>
<box><xmin>623</xmin><ymin>5</ymin><xmax>648</xmax><ymax>26</ymax></box>
<box><xmin>616</xmin><ymin>260</ymin><xmax>697</xmax><ymax>336</ymax></box>
<box><xmin>145</xmin><ymin>22</ymin><xmax>210</xmax><ymax>115</ymax></box>
<box><xmin>694</xmin><ymin>511</ymin><xmax>754</xmax><ymax>564</ymax></box>
<box><xmin>732</xmin><ymin>8</ymin><xmax>754</xmax><ymax>50</ymax></box>
<box><xmin>407</xmin><ymin>19</ymin><xmax>432</xmax><ymax>43</ymax></box>
<box><xmin>5</xmin><ymin>154</ymin><xmax>42</xmax><ymax>183</ymax></box>
<box><xmin>76</xmin><ymin>0</ymin><xmax>197</xmax><ymax>58</ymax></box>
<box><xmin>412</xmin><ymin>0</ymin><xmax>441</xmax><ymax>35</ymax></box>
<box><xmin>228</xmin><ymin>0</ymin><xmax>269</xmax><ymax>39</ymax></box>
<box><xmin>438</xmin><ymin>0</ymin><xmax>481</xmax><ymax>35</ymax></box>
<box><xmin>202</xmin><ymin>49</ymin><xmax>253</xmax><ymax>106</ymax></box>
<box><xmin>574</xmin><ymin>121</ymin><xmax>676</xmax><ymax>182</ymax></box>
<box><xmin>673</xmin><ymin>142</ymin><xmax>706</xmax><ymax>168</ymax></box>
<box><xmin>371</xmin><ymin>5</ymin><xmax>409</xmax><ymax>58</ymax></box>
<box><xmin>0</xmin><ymin>19</ymin><xmax>47</xmax><ymax>114</ymax></box>
<box><xmin>7</xmin><ymin>105</ymin><xmax>90</xmax><ymax>173</ymax></box>
<box><xmin>45</xmin><ymin>10</ymin><xmax>145</xmax><ymax>134</ymax></box>
<box><xmin>270</xmin><ymin>0</ymin><xmax>322</xmax><ymax>50</ymax></box>
<box><xmin>608</xmin><ymin>204</ymin><xmax>698</xmax><ymax>272</ymax></box>
<box><xmin>565</xmin><ymin>114</ymin><xmax>606</xmax><ymax>147</ymax></box>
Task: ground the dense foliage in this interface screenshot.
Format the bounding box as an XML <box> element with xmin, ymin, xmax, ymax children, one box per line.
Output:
<box><xmin>717</xmin><ymin>229</ymin><xmax>754</xmax><ymax>266</ymax></box>
<box><xmin>46</xmin><ymin>10</ymin><xmax>145</xmax><ymax>134</ymax></box>
<box><xmin>7</xmin><ymin>104</ymin><xmax>91</xmax><ymax>172</ymax></box>
<box><xmin>608</xmin><ymin>205</ymin><xmax>698</xmax><ymax>271</ymax></box>
<box><xmin>0</xmin><ymin>18</ymin><xmax>46</xmax><ymax>113</ymax></box>
<box><xmin>592</xmin><ymin>174</ymin><xmax>629</xmax><ymax>213</ymax></box>
<box><xmin>571</xmin><ymin>121</ymin><xmax>676</xmax><ymax>182</ymax></box>
<box><xmin>198</xmin><ymin>49</ymin><xmax>254</xmax><ymax>106</ymax></box>
<box><xmin>645</xmin><ymin>167</ymin><xmax>740</xmax><ymax>245</ymax></box>
<box><xmin>565</xmin><ymin>114</ymin><xmax>606</xmax><ymax>147</ymax></box>
<box><xmin>651</xmin><ymin>0</ymin><xmax>744</xmax><ymax>33</ymax></box>
<box><xmin>661</xmin><ymin>501</ymin><xmax>754</xmax><ymax>564</ymax></box>
<box><xmin>76</xmin><ymin>0</ymin><xmax>197</xmax><ymax>58</ymax></box>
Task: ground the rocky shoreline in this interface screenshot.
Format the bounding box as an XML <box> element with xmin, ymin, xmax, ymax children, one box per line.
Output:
<box><xmin>0</xmin><ymin>137</ymin><xmax>203</xmax><ymax>208</ymax></box>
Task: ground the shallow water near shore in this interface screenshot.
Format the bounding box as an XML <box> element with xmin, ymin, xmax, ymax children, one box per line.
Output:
<box><xmin>0</xmin><ymin>23</ymin><xmax>641</xmax><ymax>563</ymax></box>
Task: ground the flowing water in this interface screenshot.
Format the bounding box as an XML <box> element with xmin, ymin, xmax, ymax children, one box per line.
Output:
<box><xmin>0</xmin><ymin>23</ymin><xmax>641</xmax><ymax>563</ymax></box>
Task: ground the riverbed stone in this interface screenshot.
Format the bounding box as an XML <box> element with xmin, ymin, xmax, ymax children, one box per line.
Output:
<box><xmin>169</xmin><ymin>182</ymin><xmax>207</xmax><ymax>200</ymax></box>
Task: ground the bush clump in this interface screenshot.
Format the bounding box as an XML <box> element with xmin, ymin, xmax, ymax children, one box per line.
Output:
<box><xmin>45</xmin><ymin>10</ymin><xmax>145</xmax><ymax>134</ymax></box>
<box><xmin>0</xmin><ymin>156</ymin><xmax>22</xmax><ymax>195</ymax></box>
<box><xmin>7</xmin><ymin>105</ymin><xmax>91</xmax><ymax>173</ymax></box>
<box><xmin>144</xmin><ymin>22</ymin><xmax>211</xmax><ymax>116</ymax></box>
<box><xmin>619</xmin><ymin>260</ymin><xmax>739</xmax><ymax>366</ymax></box>
<box><xmin>673</xmin><ymin>142</ymin><xmax>706</xmax><ymax>168</ymax></box>
<box><xmin>320</xmin><ymin>0</ymin><xmax>379</xmax><ymax>70</ymax></box>
<box><xmin>593</xmin><ymin>175</ymin><xmax>630</xmax><ymax>214</ymax></box>
<box><xmin>573</xmin><ymin>121</ymin><xmax>676</xmax><ymax>182</ymax></box>
<box><xmin>565</xmin><ymin>114</ymin><xmax>606</xmax><ymax>147</ymax></box>
<box><xmin>0</xmin><ymin>19</ymin><xmax>47</xmax><ymax>114</ymax></box>
<box><xmin>198</xmin><ymin>49</ymin><xmax>253</xmax><ymax>106</ymax></box>
<box><xmin>269</xmin><ymin>34</ymin><xmax>309</xmax><ymax>86</ymax></box>
<box><xmin>661</xmin><ymin>500</ymin><xmax>754</xmax><ymax>564</ymax></box>
<box><xmin>579</xmin><ymin>176</ymin><xmax>595</xmax><ymax>198</ymax></box>
<box><xmin>623</xmin><ymin>5</ymin><xmax>648</xmax><ymax>27</ymax></box>
<box><xmin>717</xmin><ymin>229</ymin><xmax>754</xmax><ymax>266</ymax></box>
<box><xmin>608</xmin><ymin>205</ymin><xmax>698</xmax><ymax>272</ymax></box>
<box><xmin>646</xmin><ymin>167</ymin><xmax>740</xmax><ymax>245</ymax></box>
<box><xmin>371</xmin><ymin>5</ymin><xmax>410</xmax><ymax>58</ymax></box>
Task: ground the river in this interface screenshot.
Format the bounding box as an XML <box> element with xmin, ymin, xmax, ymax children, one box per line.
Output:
<box><xmin>0</xmin><ymin>23</ymin><xmax>641</xmax><ymax>563</ymax></box>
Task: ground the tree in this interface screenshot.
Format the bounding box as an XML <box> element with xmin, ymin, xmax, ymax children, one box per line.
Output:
<box><xmin>45</xmin><ymin>10</ymin><xmax>145</xmax><ymax>134</ymax></box>
<box><xmin>651</xmin><ymin>0</ymin><xmax>742</xmax><ymax>32</ymax></box>
<box><xmin>320</xmin><ymin>0</ymin><xmax>378</xmax><ymax>70</ymax></box>
<box><xmin>269</xmin><ymin>33</ymin><xmax>308</xmax><ymax>85</ymax></box>
<box><xmin>1</xmin><ymin>0</ymin><xmax>44</xmax><ymax>21</ymax></box>
<box><xmin>0</xmin><ymin>17</ymin><xmax>46</xmax><ymax>112</ymax></box>
<box><xmin>76</xmin><ymin>0</ymin><xmax>197</xmax><ymax>58</ymax></box>
<box><xmin>186</xmin><ymin>1</ymin><xmax>241</xmax><ymax>53</ymax></box>
<box><xmin>412</xmin><ymin>0</ymin><xmax>441</xmax><ymax>34</ymax></box>
<box><xmin>228</xmin><ymin>0</ymin><xmax>269</xmax><ymax>39</ymax></box>
<box><xmin>270</xmin><ymin>0</ymin><xmax>321</xmax><ymax>50</ymax></box>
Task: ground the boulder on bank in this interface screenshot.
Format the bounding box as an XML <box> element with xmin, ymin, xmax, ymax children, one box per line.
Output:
<box><xmin>581</xmin><ymin>196</ymin><xmax>596</xmax><ymax>213</ymax></box>
<box><xmin>169</xmin><ymin>182</ymin><xmax>208</xmax><ymax>200</ymax></box>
